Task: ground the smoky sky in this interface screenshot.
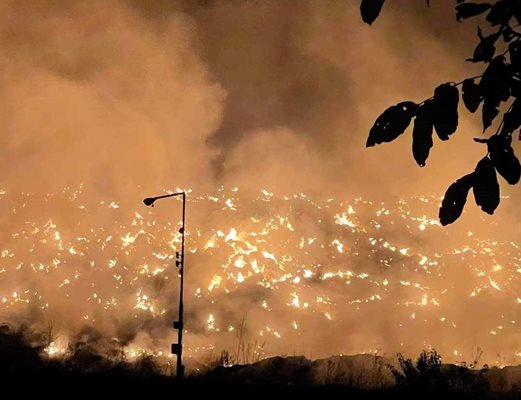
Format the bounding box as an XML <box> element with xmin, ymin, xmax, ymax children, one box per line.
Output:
<box><xmin>1</xmin><ymin>0</ymin><xmax>512</xmax><ymax>200</ymax></box>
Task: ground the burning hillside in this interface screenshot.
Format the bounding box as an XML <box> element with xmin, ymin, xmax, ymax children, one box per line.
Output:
<box><xmin>1</xmin><ymin>186</ymin><xmax>520</xmax><ymax>367</ymax></box>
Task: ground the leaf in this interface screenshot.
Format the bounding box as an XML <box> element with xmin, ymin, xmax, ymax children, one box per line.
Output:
<box><xmin>486</xmin><ymin>0</ymin><xmax>512</xmax><ymax>26</ymax></box>
<box><xmin>510</xmin><ymin>41</ymin><xmax>521</xmax><ymax>71</ymax></box>
<box><xmin>502</xmin><ymin>28</ymin><xmax>514</xmax><ymax>42</ymax></box>
<box><xmin>494</xmin><ymin>148</ymin><xmax>521</xmax><ymax>185</ymax></box>
<box><xmin>433</xmin><ymin>83</ymin><xmax>459</xmax><ymax>140</ymax></box>
<box><xmin>360</xmin><ymin>0</ymin><xmax>386</xmax><ymax>25</ymax></box>
<box><xmin>500</xmin><ymin>98</ymin><xmax>521</xmax><ymax>136</ymax></box>
<box><xmin>479</xmin><ymin>56</ymin><xmax>511</xmax><ymax>130</ymax></box>
<box><xmin>462</xmin><ymin>78</ymin><xmax>482</xmax><ymax>113</ymax></box>
<box><xmin>511</xmin><ymin>77</ymin><xmax>521</xmax><ymax>98</ymax></box>
<box><xmin>467</xmin><ymin>27</ymin><xmax>498</xmax><ymax>62</ymax></box>
<box><xmin>412</xmin><ymin>100</ymin><xmax>435</xmax><ymax>167</ymax></box>
<box><xmin>456</xmin><ymin>2</ymin><xmax>492</xmax><ymax>21</ymax></box>
<box><xmin>479</xmin><ymin>56</ymin><xmax>510</xmax><ymax>102</ymax></box>
<box><xmin>473</xmin><ymin>156</ymin><xmax>500</xmax><ymax>214</ymax></box>
<box><xmin>439</xmin><ymin>173</ymin><xmax>474</xmax><ymax>226</ymax></box>
<box><xmin>482</xmin><ymin>98</ymin><xmax>500</xmax><ymax>131</ymax></box>
<box><xmin>366</xmin><ymin>101</ymin><xmax>417</xmax><ymax>147</ymax></box>
<box><xmin>514</xmin><ymin>1</ymin><xmax>521</xmax><ymax>25</ymax></box>
<box><xmin>488</xmin><ymin>134</ymin><xmax>521</xmax><ymax>185</ymax></box>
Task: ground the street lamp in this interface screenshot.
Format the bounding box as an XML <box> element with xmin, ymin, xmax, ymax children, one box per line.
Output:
<box><xmin>143</xmin><ymin>191</ymin><xmax>186</xmax><ymax>379</ymax></box>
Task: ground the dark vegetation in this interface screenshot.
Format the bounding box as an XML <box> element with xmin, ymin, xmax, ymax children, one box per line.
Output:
<box><xmin>362</xmin><ymin>0</ymin><xmax>521</xmax><ymax>225</ymax></box>
<box><xmin>0</xmin><ymin>324</ymin><xmax>518</xmax><ymax>399</ymax></box>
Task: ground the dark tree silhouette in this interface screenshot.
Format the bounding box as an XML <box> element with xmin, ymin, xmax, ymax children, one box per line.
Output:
<box><xmin>387</xmin><ymin>350</ymin><xmax>445</xmax><ymax>392</ymax></box>
<box><xmin>362</xmin><ymin>0</ymin><xmax>521</xmax><ymax>225</ymax></box>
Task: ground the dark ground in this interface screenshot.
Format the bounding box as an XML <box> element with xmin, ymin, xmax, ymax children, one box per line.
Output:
<box><xmin>0</xmin><ymin>372</ymin><xmax>506</xmax><ymax>400</ymax></box>
<box><xmin>0</xmin><ymin>325</ymin><xmax>517</xmax><ymax>399</ymax></box>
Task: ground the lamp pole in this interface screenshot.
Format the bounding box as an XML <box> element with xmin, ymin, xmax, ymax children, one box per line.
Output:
<box><xmin>143</xmin><ymin>191</ymin><xmax>186</xmax><ymax>379</ymax></box>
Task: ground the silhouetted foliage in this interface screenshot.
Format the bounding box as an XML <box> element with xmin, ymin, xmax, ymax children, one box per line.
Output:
<box><xmin>0</xmin><ymin>328</ymin><xmax>512</xmax><ymax>398</ymax></box>
<box><xmin>462</xmin><ymin>78</ymin><xmax>482</xmax><ymax>112</ymax></box>
<box><xmin>360</xmin><ymin>0</ymin><xmax>386</xmax><ymax>25</ymax></box>
<box><xmin>366</xmin><ymin>102</ymin><xmax>418</xmax><ymax>147</ymax></box>
<box><xmin>388</xmin><ymin>350</ymin><xmax>446</xmax><ymax>392</ymax></box>
<box><xmin>412</xmin><ymin>100</ymin><xmax>434</xmax><ymax>167</ymax></box>
<box><xmin>456</xmin><ymin>3</ymin><xmax>492</xmax><ymax>22</ymax></box>
<box><xmin>0</xmin><ymin>323</ymin><xmax>43</xmax><ymax>372</ymax></box>
<box><xmin>439</xmin><ymin>173</ymin><xmax>474</xmax><ymax>225</ymax></box>
<box><xmin>433</xmin><ymin>83</ymin><xmax>460</xmax><ymax>140</ymax></box>
<box><xmin>473</xmin><ymin>156</ymin><xmax>500</xmax><ymax>214</ymax></box>
<box><xmin>489</xmin><ymin>133</ymin><xmax>521</xmax><ymax>183</ymax></box>
<box><xmin>363</xmin><ymin>0</ymin><xmax>521</xmax><ymax>225</ymax></box>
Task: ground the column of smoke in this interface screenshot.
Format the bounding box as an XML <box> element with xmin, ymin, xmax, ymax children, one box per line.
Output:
<box><xmin>0</xmin><ymin>0</ymin><xmax>520</xmax><ymax>367</ymax></box>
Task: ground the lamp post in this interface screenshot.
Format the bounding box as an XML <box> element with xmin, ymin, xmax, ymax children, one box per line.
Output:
<box><xmin>143</xmin><ymin>191</ymin><xmax>186</xmax><ymax>379</ymax></box>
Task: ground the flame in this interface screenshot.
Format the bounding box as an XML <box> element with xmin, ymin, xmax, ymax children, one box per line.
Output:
<box><xmin>0</xmin><ymin>186</ymin><xmax>520</xmax><ymax>366</ymax></box>
<box><xmin>44</xmin><ymin>340</ymin><xmax>68</xmax><ymax>358</ymax></box>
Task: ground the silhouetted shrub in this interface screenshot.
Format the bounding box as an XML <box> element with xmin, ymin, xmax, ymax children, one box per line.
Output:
<box><xmin>388</xmin><ymin>350</ymin><xmax>446</xmax><ymax>392</ymax></box>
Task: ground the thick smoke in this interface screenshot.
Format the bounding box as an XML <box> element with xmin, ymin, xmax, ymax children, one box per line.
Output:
<box><xmin>0</xmin><ymin>0</ymin><xmax>224</xmax><ymax>199</ymax></box>
<box><xmin>0</xmin><ymin>0</ymin><xmax>520</xmax><ymax>367</ymax></box>
<box><xmin>0</xmin><ymin>0</ymin><xmax>512</xmax><ymax>197</ymax></box>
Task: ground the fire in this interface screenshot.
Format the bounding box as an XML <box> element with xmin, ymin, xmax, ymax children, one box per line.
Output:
<box><xmin>44</xmin><ymin>340</ymin><xmax>68</xmax><ymax>358</ymax></box>
<box><xmin>289</xmin><ymin>292</ymin><xmax>300</xmax><ymax>308</ymax></box>
<box><xmin>0</xmin><ymin>186</ymin><xmax>520</xmax><ymax>366</ymax></box>
<box><xmin>331</xmin><ymin>239</ymin><xmax>344</xmax><ymax>253</ymax></box>
<box><xmin>225</xmin><ymin>228</ymin><xmax>238</xmax><ymax>242</ymax></box>
<box><xmin>207</xmin><ymin>314</ymin><xmax>216</xmax><ymax>330</ymax></box>
<box><xmin>208</xmin><ymin>275</ymin><xmax>222</xmax><ymax>292</ymax></box>
<box><xmin>335</xmin><ymin>212</ymin><xmax>357</xmax><ymax>229</ymax></box>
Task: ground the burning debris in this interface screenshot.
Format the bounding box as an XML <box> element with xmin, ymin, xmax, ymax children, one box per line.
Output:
<box><xmin>0</xmin><ymin>186</ymin><xmax>520</xmax><ymax>367</ymax></box>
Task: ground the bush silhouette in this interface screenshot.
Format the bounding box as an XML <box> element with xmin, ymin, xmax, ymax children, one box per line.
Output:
<box><xmin>388</xmin><ymin>350</ymin><xmax>446</xmax><ymax>392</ymax></box>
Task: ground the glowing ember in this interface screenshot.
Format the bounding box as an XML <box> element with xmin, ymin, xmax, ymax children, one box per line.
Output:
<box><xmin>0</xmin><ymin>187</ymin><xmax>520</xmax><ymax>366</ymax></box>
<box><xmin>44</xmin><ymin>340</ymin><xmax>67</xmax><ymax>358</ymax></box>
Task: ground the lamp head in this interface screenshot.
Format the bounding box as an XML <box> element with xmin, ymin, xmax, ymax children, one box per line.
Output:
<box><xmin>143</xmin><ymin>197</ymin><xmax>156</xmax><ymax>207</ymax></box>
